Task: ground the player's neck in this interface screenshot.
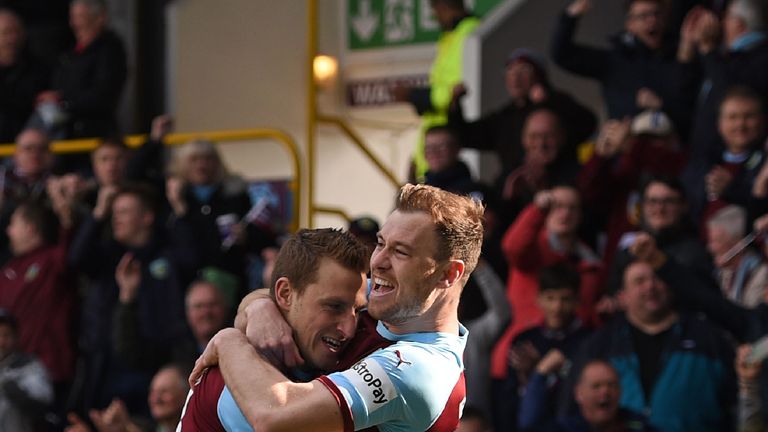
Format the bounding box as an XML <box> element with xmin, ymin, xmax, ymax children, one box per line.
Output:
<box><xmin>385</xmin><ymin>304</ymin><xmax>459</xmax><ymax>335</ymax></box>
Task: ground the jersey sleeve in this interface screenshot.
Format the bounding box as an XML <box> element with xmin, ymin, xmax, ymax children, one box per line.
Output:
<box><xmin>178</xmin><ymin>367</ymin><xmax>227</xmax><ymax>431</ymax></box>
<box><xmin>317</xmin><ymin>343</ymin><xmax>465</xmax><ymax>431</ymax></box>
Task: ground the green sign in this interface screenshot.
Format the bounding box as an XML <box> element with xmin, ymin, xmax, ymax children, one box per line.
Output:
<box><xmin>348</xmin><ymin>0</ymin><xmax>503</xmax><ymax>50</ymax></box>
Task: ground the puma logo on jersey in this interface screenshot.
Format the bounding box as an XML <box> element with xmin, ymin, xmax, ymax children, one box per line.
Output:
<box><xmin>394</xmin><ymin>350</ymin><xmax>412</xmax><ymax>368</ymax></box>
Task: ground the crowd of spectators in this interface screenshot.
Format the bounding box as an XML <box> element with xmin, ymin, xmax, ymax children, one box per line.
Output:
<box><xmin>3</xmin><ymin>0</ymin><xmax>768</xmax><ymax>431</ymax></box>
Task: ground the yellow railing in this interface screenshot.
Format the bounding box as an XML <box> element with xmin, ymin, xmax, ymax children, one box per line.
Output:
<box><xmin>306</xmin><ymin>0</ymin><xmax>401</xmax><ymax>226</ymax></box>
<box><xmin>0</xmin><ymin>129</ymin><xmax>302</xmax><ymax>232</ymax></box>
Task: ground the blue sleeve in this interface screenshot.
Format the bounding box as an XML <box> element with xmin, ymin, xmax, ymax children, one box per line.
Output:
<box><xmin>518</xmin><ymin>372</ymin><xmax>552</xmax><ymax>430</ymax></box>
<box><xmin>325</xmin><ymin>345</ymin><xmax>462</xmax><ymax>431</ymax></box>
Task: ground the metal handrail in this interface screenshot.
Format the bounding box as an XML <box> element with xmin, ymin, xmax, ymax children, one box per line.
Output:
<box><xmin>0</xmin><ymin>129</ymin><xmax>302</xmax><ymax>232</ymax></box>
<box><xmin>316</xmin><ymin>115</ymin><xmax>401</xmax><ymax>188</ymax></box>
<box><xmin>313</xmin><ymin>205</ymin><xmax>352</xmax><ymax>224</ymax></box>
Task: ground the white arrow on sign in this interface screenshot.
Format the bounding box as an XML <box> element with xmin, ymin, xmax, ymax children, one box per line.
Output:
<box><xmin>352</xmin><ymin>0</ymin><xmax>379</xmax><ymax>42</ymax></box>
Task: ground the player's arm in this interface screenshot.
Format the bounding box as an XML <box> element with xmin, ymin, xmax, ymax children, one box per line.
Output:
<box><xmin>234</xmin><ymin>289</ymin><xmax>304</xmax><ymax>368</ymax></box>
<box><xmin>192</xmin><ymin>328</ymin><xmax>345</xmax><ymax>432</ymax></box>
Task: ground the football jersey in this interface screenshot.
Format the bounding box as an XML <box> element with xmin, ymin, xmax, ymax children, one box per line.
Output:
<box><xmin>178</xmin><ymin>312</ymin><xmax>390</xmax><ymax>431</ymax></box>
<box><xmin>177</xmin><ymin>313</ymin><xmax>467</xmax><ymax>431</ymax></box>
<box><xmin>317</xmin><ymin>321</ymin><xmax>467</xmax><ymax>432</ymax></box>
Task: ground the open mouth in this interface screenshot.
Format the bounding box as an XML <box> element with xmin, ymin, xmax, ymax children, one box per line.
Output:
<box><xmin>321</xmin><ymin>336</ymin><xmax>343</xmax><ymax>353</ymax></box>
<box><xmin>371</xmin><ymin>277</ymin><xmax>395</xmax><ymax>296</ymax></box>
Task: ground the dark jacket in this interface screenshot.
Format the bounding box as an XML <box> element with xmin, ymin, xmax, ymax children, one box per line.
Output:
<box><xmin>0</xmin><ymin>51</ymin><xmax>48</xmax><ymax>142</ymax></box>
<box><xmin>447</xmin><ymin>91</ymin><xmax>597</xmax><ymax>173</ymax></box>
<box><xmin>68</xmin><ymin>214</ymin><xmax>196</xmax><ymax>413</ymax></box>
<box><xmin>687</xmin><ymin>39</ymin><xmax>768</xmax><ymax>163</ymax></box>
<box><xmin>424</xmin><ymin>161</ymin><xmax>483</xmax><ymax>196</ymax></box>
<box><xmin>53</xmin><ymin>29</ymin><xmax>127</xmax><ymax>138</ymax></box>
<box><xmin>551</xmin><ymin>12</ymin><xmax>698</xmax><ymax>136</ymax></box>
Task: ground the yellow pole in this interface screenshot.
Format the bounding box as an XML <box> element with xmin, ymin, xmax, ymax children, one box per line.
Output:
<box><xmin>307</xmin><ymin>0</ymin><xmax>318</xmax><ymax>228</ymax></box>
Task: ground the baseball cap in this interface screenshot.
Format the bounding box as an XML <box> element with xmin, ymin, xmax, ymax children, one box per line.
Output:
<box><xmin>631</xmin><ymin>110</ymin><xmax>674</xmax><ymax>136</ymax></box>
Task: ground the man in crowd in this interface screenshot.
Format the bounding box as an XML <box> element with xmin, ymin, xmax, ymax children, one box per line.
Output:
<box><xmin>572</xmin><ymin>256</ymin><xmax>735</xmax><ymax>431</ymax></box>
<box><xmin>394</xmin><ymin>0</ymin><xmax>479</xmax><ymax>182</ymax></box>
<box><xmin>552</xmin><ymin>0</ymin><xmax>697</xmax><ymax>137</ymax></box>
<box><xmin>448</xmin><ymin>47</ymin><xmax>596</xmax><ymax>178</ymax></box>
<box><xmin>189</xmin><ymin>184</ymin><xmax>484</xmax><ymax>431</ymax></box>
<box><xmin>35</xmin><ymin>0</ymin><xmax>126</xmax><ymax>141</ymax></box>
<box><xmin>682</xmin><ymin>0</ymin><xmax>768</xmax><ymax>164</ymax></box>
<box><xmin>521</xmin><ymin>359</ymin><xmax>655</xmax><ymax>431</ymax></box>
<box><xmin>69</xmin><ymin>183</ymin><xmax>197</xmax><ymax>416</ymax></box>
<box><xmin>0</xmin><ymin>9</ymin><xmax>47</xmax><ymax>143</ymax></box>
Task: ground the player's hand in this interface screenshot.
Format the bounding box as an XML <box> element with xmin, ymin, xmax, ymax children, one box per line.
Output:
<box><xmin>189</xmin><ymin>328</ymin><xmax>243</xmax><ymax>387</ymax></box>
<box><xmin>239</xmin><ymin>296</ymin><xmax>304</xmax><ymax>369</ymax></box>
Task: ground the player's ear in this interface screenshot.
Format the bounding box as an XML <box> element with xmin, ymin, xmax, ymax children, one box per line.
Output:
<box><xmin>437</xmin><ymin>259</ymin><xmax>465</xmax><ymax>289</ymax></box>
<box><xmin>274</xmin><ymin>277</ymin><xmax>294</xmax><ymax>311</ymax></box>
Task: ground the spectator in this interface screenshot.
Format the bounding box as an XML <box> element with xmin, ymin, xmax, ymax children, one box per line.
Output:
<box><xmin>578</xmin><ymin>112</ymin><xmax>685</xmax><ymax>268</ymax></box>
<box><xmin>552</xmin><ymin>0</ymin><xmax>698</xmax><ymax>137</ymax></box>
<box><xmin>145</xmin><ymin>364</ymin><xmax>189</xmax><ymax>431</ymax></box>
<box><xmin>68</xmin><ymin>183</ymin><xmax>195</xmax><ymax>417</ymax></box>
<box><xmin>448</xmin><ymin>47</ymin><xmax>597</xmax><ymax>176</ymax></box>
<box><xmin>393</xmin><ymin>0</ymin><xmax>479</xmax><ymax>182</ymax></box>
<box><xmin>347</xmin><ymin>215</ymin><xmax>379</xmax><ymax>257</ymax></box>
<box><xmin>490</xmin><ymin>187</ymin><xmax>603</xmax><ymax>406</ymax></box>
<box><xmin>696</xmin><ymin>86</ymin><xmax>767</xmax><ymax>222</ymax></box>
<box><xmin>522</xmin><ymin>359</ymin><xmax>656</xmax><ymax>431</ymax></box>
<box><xmin>707</xmin><ymin>205</ymin><xmax>768</xmax><ymax>308</ymax></box>
<box><xmin>0</xmin><ymin>309</ymin><xmax>54</xmax><ymax>432</ymax></box>
<box><xmin>461</xmin><ymin>259</ymin><xmax>511</xmax><ymax>423</ymax></box>
<box><xmin>571</xmin><ymin>257</ymin><xmax>736</xmax><ymax>432</ymax></box>
<box><xmin>423</xmin><ymin>125</ymin><xmax>484</xmax><ymax>196</ymax></box>
<box><xmin>65</xmin><ymin>363</ymin><xmax>190</xmax><ymax>432</ymax></box>
<box><xmin>500</xmin><ymin>108</ymin><xmax>581</xmax><ymax>221</ymax></box>
<box><xmin>0</xmin><ymin>128</ymin><xmax>54</xmax><ymax>262</ymax></box>
<box><xmin>0</xmin><ymin>9</ymin><xmax>47</xmax><ymax>143</ymax></box>
<box><xmin>609</xmin><ymin>176</ymin><xmax>714</xmax><ymax>294</ymax></box>
<box><xmin>167</xmin><ymin>138</ymin><xmax>276</xmax><ymax>299</ymax></box>
<box><xmin>682</xmin><ymin>0</ymin><xmax>768</xmax><ymax>165</ymax></box>
<box><xmin>510</xmin><ymin>263</ymin><xmax>593</xmax><ymax>432</ymax></box>
<box><xmin>1</xmin><ymin>128</ymin><xmax>53</xmax><ymax>205</ymax></box>
<box><xmin>114</xmin><ymin>279</ymin><xmax>231</xmax><ymax>370</ymax></box>
<box><xmin>34</xmin><ymin>0</ymin><xmax>127</xmax><ymax>141</ymax></box>
<box><xmin>0</xmin><ymin>181</ymin><xmax>78</xmax><ymax>399</ymax></box>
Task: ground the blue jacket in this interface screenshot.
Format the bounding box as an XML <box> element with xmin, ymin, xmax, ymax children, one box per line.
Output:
<box><xmin>572</xmin><ymin>314</ymin><xmax>735</xmax><ymax>432</ymax></box>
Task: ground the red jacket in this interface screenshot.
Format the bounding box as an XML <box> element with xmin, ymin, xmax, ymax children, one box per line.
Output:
<box><xmin>0</xmin><ymin>229</ymin><xmax>76</xmax><ymax>382</ymax></box>
<box><xmin>490</xmin><ymin>205</ymin><xmax>604</xmax><ymax>378</ymax></box>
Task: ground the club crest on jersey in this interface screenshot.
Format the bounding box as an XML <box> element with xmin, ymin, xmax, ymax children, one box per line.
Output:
<box><xmin>24</xmin><ymin>263</ymin><xmax>40</xmax><ymax>282</ymax></box>
<box><xmin>341</xmin><ymin>358</ymin><xmax>398</xmax><ymax>412</ymax></box>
